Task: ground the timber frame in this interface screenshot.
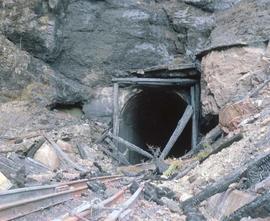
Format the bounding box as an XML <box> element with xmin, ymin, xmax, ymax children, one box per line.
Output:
<box><xmin>112</xmin><ymin>74</ymin><xmax>200</xmax><ymax>160</ymax></box>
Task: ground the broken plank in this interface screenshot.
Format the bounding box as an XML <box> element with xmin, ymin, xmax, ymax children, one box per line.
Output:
<box><xmin>26</xmin><ymin>138</ymin><xmax>46</xmax><ymax>158</ymax></box>
<box><xmin>112</xmin><ymin>78</ymin><xmax>197</xmax><ymax>86</ymax></box>
<box><xmin>174</xmin><ymin>161</ymin><xmax>199</xmax><ymax>180</ymax></box>
<box><xmin>108</xmin><ymin>132</ymin><xmax>153</xmax><ymax>159</ymax></box>
<box><xmin>104</xmin><ymin>138</ymin><xmax>130</xmax><ymax>165</ymax></box>
<box><xmin>159</xmin><ymin>105</ymin><xmax>193</xmax><ymax>160</ymax></box>
<box><xmin>76</xmin><ymin>143</ymin><xmax>88</xmax><ymax>159</ymax></box>
<box><xmin>180</xmin><ymin>152</ymin><xmax>270</xmax><ymax>209</ymax></box>
<box><xmin>183</xmin><ymin>125</ymin><xmax>223</xmax><ymax>158</ymax></box>
<box><xmin>223</xmin><ymin>190</ymin><xmax>270</xmax><ymax>221</ymax></box>
<box><xmin>94</xmin><ymin>127</ymin><xmax>111</xmax><ymax>144</ymax></box>
<box><xmin>104</xmin><ymin>185</ymin><xmax>144</xmax><ymax>221</ymax></box>
<box><xmin>199</xmin><ymin>133</ymin><xmax>243</xmax><ymax>163</ymax></box>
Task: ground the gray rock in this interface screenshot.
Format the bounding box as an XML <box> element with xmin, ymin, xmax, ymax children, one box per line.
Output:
<box><xmin>0</xmin><ymin>34</ymin><xmax>91</xmax><ymax>105</ymax></box>
<box><xmin>164</xmin><ymin>2</ymin><xmax>215</xmax><ymax>56</ymax></box>
<box><xmin>208</xmin><ymin>0</ymin><xmax>270</xmax><ymax>48</ymax></box>
<box><xmin>184</xmin><ymin>0</ymin><xmax>242</xmax><ymax>12</ymax></box>
<box><xmin>51</xmin><ymin>0</ymin><xmax>179</xmax><ymax>85</ymax></box>
<box><xmin>0</xmin><ymin>0</ymin><xmax>68</xmax><ymax>61</ymax></box>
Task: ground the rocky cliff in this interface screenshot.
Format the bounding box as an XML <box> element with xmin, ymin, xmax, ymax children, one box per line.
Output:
<box><xmin>0</xmin><ymin>0</ymin><xmax>270</xmax><ymax>123</ymax></box>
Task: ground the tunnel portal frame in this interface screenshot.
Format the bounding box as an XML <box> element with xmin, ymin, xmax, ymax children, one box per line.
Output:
<box><xmin>112</xmin><ymin>72</ymin><xmax>200</xmax><ymax>161</ymax></box>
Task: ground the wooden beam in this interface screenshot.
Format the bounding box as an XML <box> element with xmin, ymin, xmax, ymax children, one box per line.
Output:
<box><xmin>112</xmin><ymin>78</ymin><xmax>197</xmax><ymax>86</ymax></box>
<box><xmin>104</xmin><ymin>138</ymin><xmax>130</xmax><ymax>165</ymax></box>
<box><xmin>159</xmin><ymin>105</ymin><xmax>193</xmax><ymax>160</ymax></box>
<box><xmin>195</xmin><ymin>82</ymin><xmax>200</xmax><ymax>138</ymax></box>
<box><xmin>108</xmin><ymin>132</ymin><xmax>153</xmax><ymax>159</ymax></box>
<box><xmin>191</xmin><ymin>86</ymin><xmax>196</xmax><ymax>149</ymax></box>
<box><xmin>113</xmin><ymin>83</ymin><xmax>120</xmax><ymax>145</ymax></box>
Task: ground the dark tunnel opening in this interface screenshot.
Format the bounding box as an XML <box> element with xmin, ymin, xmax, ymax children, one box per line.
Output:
<box><xmin>119</xmin><ymin>88</ymin><xmax>192</xmax><ymax>164</ymax></box>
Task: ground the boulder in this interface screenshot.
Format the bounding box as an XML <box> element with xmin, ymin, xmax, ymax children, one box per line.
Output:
<box><xmin>201</xmin><ymin>45</ymin><xmax>269</xmax><ymax>117</ymax></box>
<box><xmin>34</xmin><ymin>142</ymin><xmax>60</xmax><ymax>170</ymax></box>
<box><xmin>0</xmin><ymin>171</ymin><xmax>12</xmax><ymax>191</ymax></box>
<box><xmin>205</xmin><ymin>189</ymin><xmax>257</xmax><ymax>220</ymax></box>
<box><xmin>219</xmin><ymin>99</ymin><xmax>257</xmax><ymax>132</ymax></box>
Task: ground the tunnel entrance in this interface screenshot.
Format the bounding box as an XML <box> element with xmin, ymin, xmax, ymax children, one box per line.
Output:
<box><xmin>111</xmin><ymin>70</ymin><xmax>200</xmax><ymax>165</ymax></box>
<box><xmin>119</xmin><ymin>88</ymin><xmax>192</xmax><ymax>164</ymax></box>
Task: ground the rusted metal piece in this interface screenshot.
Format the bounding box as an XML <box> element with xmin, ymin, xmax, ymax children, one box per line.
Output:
<box><xmin>57</xmin><ymin>186</ymin><xmax>129</xmax><ymax>221</ymax></box>
<box><xmin>0</xmin><ymin>184</ymin><xmax>87</xmax><ymax>220</ymax></box>
<box><xmin>104</xmin><ymin>185</ymin><xmax>144</xmax><ymax>221</ymax></box>
<box><xmin>0</xmin><ymin>179</ymin><xmax>88</xmax><ymax>205</ymax></box>
<box><xmin>0</xmin><ymin>175</ymin><xmax>123</xmax><ymax>220</ymax></box>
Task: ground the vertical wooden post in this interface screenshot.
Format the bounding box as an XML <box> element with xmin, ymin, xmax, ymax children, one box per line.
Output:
<box><xmin>191</xmin><ymin>86</ymin><xmax>198</xmax><ymax>149</ymax></box>
<box><xmin>195</xmin><ymin>82</ymin><xmax>200</xmax><ymax>142</ymax></box>
<box><xmin>113</xmin><ymin>83</ymin><xmax>120</xmax><ymax>146</ymax></box>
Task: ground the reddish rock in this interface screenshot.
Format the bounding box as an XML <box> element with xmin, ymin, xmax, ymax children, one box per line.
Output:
<box><xmin>219</xmin><ymin>99</ymin><xmax>257</xmax><ymax>132</ymax></box>
<box><xmin>205</xmin><ymin>189</ymin><xmax>257</xmax><ymax>220</ymax></box>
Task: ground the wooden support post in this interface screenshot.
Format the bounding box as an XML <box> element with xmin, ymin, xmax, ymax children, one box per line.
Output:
<box><xmin>108</xmin><ymin>132</ymin><xmax>153</xmax><ymax>159</ymax></box>
<box><xmin>113</xmin><ymin>83</ymin><xmax>120</xmax><ymax>146</ymax></box>
<box><xmin>190</xmin><ymin>83</ymin><xmax>200</xmax><ymax>149</ymax></box>
<box><xmin>159</xmin><ymin>105</ymin><xmax>193</xmax><ymax>160</ymax></box>
<box><xmin>191</xmin><ymin>86</ymin><xmax>196</xmax><ymax>149</ymax></box>
<box><xmin>195</xmin><ymin>82</ymin><xmax>200</xmax><ymax>141</ymax></box>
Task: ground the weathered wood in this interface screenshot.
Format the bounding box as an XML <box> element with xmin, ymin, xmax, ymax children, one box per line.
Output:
<box><xmin>191</xmin><ymin>86</ymin><xmax>197</xmax><ymax>149</ymax></box>
<box><xmin>195</xmin><ymin>82</ymin><xmax>200</xmax><ymax>140</ymax></box>
<box><xmin>223</xmin><ymin>190</ymin><xmax>270</xmax><ymax>221</ymax></box>
<box><xmin>159</xmin><ymin>105</ymin><xmax>193</xmax><ymax>160</ymax></box>
<box><xmin>108</xmin><ymin>132</ymin><xmax>153</xmax><ymax>159</ymax></box>
<box><xmin>248</xmin><ymin>77</ymin><xmax>270</xmax><ymax>98</ymax></box>
<box><xmin>181</xmin><ymin>152</ymin><xmax>270</xmax><ymax>209</ymax></box>
<box><xmin>128</xmin><ymin>63</ymin><xmax>196</xmax><ymax>74</ymax></box>
<box><xmin>76</xmin><ymin>144</ymin><xmax>88</xmax><ymax>159</ymax></box>
<box><xmin>26</xmin><ymin>138</ymin><xmax>45</xmax><ymax>158</ymax></box>
<box><xmin>43</xmin><ymin>135</ymin><xmax>86</xmax><ymax>172</ymax></box>
<box><xmin>181</xmin><ymin>168</ymin><xmax>245</xmax><ymax>210</ymax></box>
<box><xmin>112</xmin><ymin>78</ymin><xmax>197</xmax><ymax>86</ymax></box>
<box><xmin>113</xmin><ymin>83</ymin><xmax>120</xmax><ymax>147</ymax></box>
<box><xmin>175</xmin><ymin>161</ymin><xmax>199</xmax><ymax>180</ymax></box>
<box><xmin>94</xmin><ymin>127</ymin><xmax>111</xmax><ymax>144</ymax></box>
<box><xmin>199</xmin><ymin>133</ymin><xmax>243</xmax><ymax>163</ymax></box>
<box><xmin>104</xmin><ymin>185</ymin><xmax>144</xmax><ymax>221</ymax></box>
<box><xmin>98</xmin><ymin>144</ymin><xmax>125</xmax><ymax>164</ymax></box>
<box><xmin>184</xmin><ymin>125</ymin><xmax>223</xmax><ymax>159</ymax></box>
<box><xmin>104</xmin><ymin>138</ymin><xmax>130</xmax><ymax>165</ymax></box>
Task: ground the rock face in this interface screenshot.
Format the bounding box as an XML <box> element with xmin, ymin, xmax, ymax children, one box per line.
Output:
<box><xmin>184</xmin><ymin>0</ymin><xmax>242</xmax><ymax>12</ymax></box>
<box><xmin>0</xmin><ymin>0</ymin><xmax>67</xmax><ymax>61</ymax></box>
<box><xmin>1</xmin><ymin>0</ymin><xmax>203</xmax><ymax>105</ymax></box>
<box><xmin>0</xmin><ymin>34</ymin><xmax>90</xmax><ymax>104</ymax></box>
<box><xmin>0</xmin><ymin>0</ymin><xmax>270</xmax><ymax>121</ymax></box>
<box><xmin>208</xmin><ymin>0</ymin><xmax>270</xmax><ymax>48</ymax></box>
<box><xmin>201</xmin><ymin>44</ymin><xmax>270</xmax><ymax>118</ymax></box>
